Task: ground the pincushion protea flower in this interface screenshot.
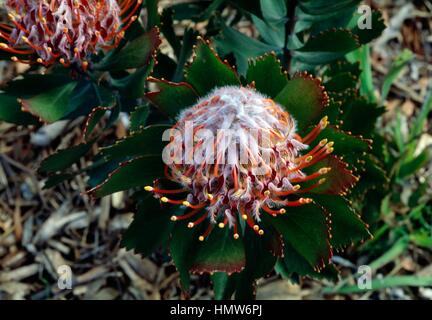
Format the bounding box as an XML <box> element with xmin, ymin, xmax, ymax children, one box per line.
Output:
<box><xmin>150</xmin><ymin>85</ymin><xmax>334</xmax><ymax>242</ymax></box>
<box><xmin>88</xmin><ymin>38</ymin><xmax>373</xmax><ymax>293</ymax></box>
<box><xmin>0</xmin><ymin>0</ymin><xmax>141</xmax><ymax>69</ymax></box>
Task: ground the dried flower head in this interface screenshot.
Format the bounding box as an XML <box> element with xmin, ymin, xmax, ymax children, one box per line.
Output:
<box><xmin>0</xmin><ymin>0</ymin><xmax>142</xmax><ymax>68</ymax></box>
<box><xmin>145</xmin><ymin>86</ymin><xmax>334</xmax><ymax>241</ymax></box>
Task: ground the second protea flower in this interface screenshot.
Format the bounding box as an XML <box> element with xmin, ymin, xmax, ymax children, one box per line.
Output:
<box><xmin>0</xmin><ymin>0</ymin><xmax>141</xmax><ymax>69</ymax></box>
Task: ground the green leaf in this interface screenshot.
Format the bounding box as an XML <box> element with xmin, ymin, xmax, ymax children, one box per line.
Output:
<box><xmin>111</xmin><ymin>60</ymin><xmax>155</xmax><ymax>99</ymax></box>
<box><xmin>277</xmin><ymin>242</ymin><xmax>339</xmax><ymax>282</ymax></box>
<box><xmin>313</xmin><ymin>194</ymin><xmax>370</xmax><ymax>249</ymax></box>
<box><xmin>146</xmin><ymin>78</ymin><xmax>198</xmax><ymax>118</ymax></box>
<box><xmin>20</xmin><ymin>81</ymin><xmax>79</xmax><ymax>123</ymax></box>
<box><xmin>410</xmin><ymin>232</ymin><xmax>432</xmax><ymax>249</ymax></box>
<box><xmin>167</xmin><ymin>1</ymin><xmax>213</xmax><ymax>21</ymax></box>
<box><xmin>325</xmin><ymin>60</ymin><xmax>361</xmax><ymax>78</ymax></box>
<box><xmin>299</xmin><ymin>30</ymin><xmax>358</xmax><ymax>53</ymax></box>
<box><xmin>172</xmin><ymin>28</ymin><xmax>199</xmax><ymax>82</ymax></box>
<box><xmin>0</xmin><ymin>94</ymin><xmax>39</xmax><ymax>125</ymax></box>
<box><xmin>232</xmin><ymin>226</ymin><xmax>281</xmax><ymax>300</ymax></box>
<box><xmin>298</xmin><ymin>0</ymin><xmax>361</xmax><ymax>16</ymax></box>
<box><xmin>83</xmin><ymin>106</ymin><xmax>110</xmax><ymax>141</ymax></box>
<box><xmin>246</xmin><ymin>53</ymin><xmax>288</xmax><ymax>98</ymax></box>
<box><xmin>191</xmin><ymin>226</ymin><xmax>246</xmax><ymax>274</ymax></box>
<box><xmin>263</xmin><ymin>204</ymin><xmax>331</xmax><ymax>270</ymax></box>
<box><xmin>146</xmin><ymin>0</ymin><xmax>160</xmax><ymax>29</ymax></box>
<box><xmin>39</xmin><ymin>141</ymin><xmax>94</xmax><ymax>174</ymax></box>
<box><xmin>215</xmin><ymin>25</ymin><xmax>279</xmax><ymax>75</ymax></box>
<box><xmin>352</xmin><ymin>154</ymin><xmax>388</xmax><ymax>196</ymax></box>
<box><xmin>242</xmin><ymin>226</ymin><xmax>279</xmax><ymax>279</ymax></box>
<box><xmin>88</xmin><ymin>155</ymin><xmax>164</xmax><ymax>198</ymax></box>
<box><xmin>410</xmin><ymin>87</ymin><xmax>432</xmax><ymax>142</ymax></box>
<box><xmin>307</xmin><ymin>155</ymin><xmax>358</xmax><ymax>195</ymax></box>
<box><xmin>65</xmin><ymin>81</ymin><xmax>115</xmax><ymax>119</ymax></box>
<box><xmin>160</xmin><ymin>8</ymin><xmax>181</xmax><ymax>57</ymax></box>
<box><xmin>4</xmin><ymin>74</ymin><xmax>72</xmax><ymax>98</ymax></box>
<box><xmin>251</xmin><ymin>15</ymin><xmax>285</xmax><ymax>48</ymax></box>
<box><xmin>347</xmin><ymin>45</ymin><xmax>377</xmax><ymax>103</ymax></box>
<box><xmin>260</xmin><ymin>0</ymin><xmax>286</xmax><ymax>23</ymax></box>
<box><xmin>185</xmin><ymin>38</ymin><xmax>240</xmax><ymax>96</ymax></box>
<box><xmin>324</xmin><ymin>72</ymin><xmax>358</xmax><ymax>92</ymax></box>
<box><xmin>170</xmin><ymin>220</ymin><xmax>204</xmax><ymax>291</ymax></box>
<box><xmin>229</xmin><ymin>0</ymin><xmax>262</xmax><ymax>18</ymax></box>
<box><xmin>295</xmin><ymin>29</ymin><xmax>360</xmax><ymax>65</ymax></box>
<box><xmin>212</xmin><ymin>272</ymin><xmax>237</xmax><ymax>300</ymax></box>
<box><xmin>252</xmin><ymin>0</ymin><xmax>287</xmax><ymax>48</ymax></box>
<box><xmin>43</xmin><ymin>173</ymin><xmax>75</xmax><ymax>189</ymax></box>
<box><xmin>121</xmin><ymin>194</ymin><xmax>174</xmax><ymax>257</ymax></box>
<box><xmin>98</xmin><ymin>124</ymin><xmax>170</xmax><ymax>162</ymax></box>
<box><xmin>368</xmin><ymin>237</ymin><xmax>409</xmax><ymax>271</ymax></box>
<box><xmin>350</xmin><ymin>10</ymin><xmax>386</xmax><ymax>45</ymax></box>
<box><xmin>381</xmin><ymin>49</ymin><xmax>413</xmax><ymax>101</ymax></box>
<box><xmin>130</xmin><ymin>105</ymin><xmax>149</xmax><ymax>133</ymax></box>
<box><xmin>95</xmin><ymin>27</ymin><xmax>161</xmax><ymax>72</ymax></box>
<box><xmin>275</xmin><ymin>72</ymin><xmax>329</xmax><ymax>132</ymax></box>
<box><xmin>398</xmin><ymin>149</ymin><xmax>431</xmax><ymax>180</ymax></box>
<box><xmin>316</xmin><ymin>126</ymin><xmax>370</xmax><ymax>159</ymax></box>
<box><xmin>340</xmin><ymin>99</ymin><xmax>385</xmax><ymax>135</ymax></box>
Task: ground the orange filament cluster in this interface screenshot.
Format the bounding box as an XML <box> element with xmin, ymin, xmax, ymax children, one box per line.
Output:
<box><xmin>0</xmin><ymin>0</ymin><xmax>142</xmax><ymax>68</ymax></box>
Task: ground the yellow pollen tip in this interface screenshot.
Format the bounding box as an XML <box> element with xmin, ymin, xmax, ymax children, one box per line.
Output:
<box><xmin>319</xmin><ymin>178</ymin><xmax>326</xmax><ymax>185</ymax></box>
<box><xmin>187</xmin><ymin>222</ymin><xmax>194</xmax><ymax>228</ymax></box>
<box><xmin>207</xmin><ymin>194</ymin><xmax>213</xmax><ymax>200</ymax></box>
<box><xmin>36</xmin><ymin>58</ymin><xmax>43</xmax><ymax>63</ymax></box>
<box><xmin>305</xmin><ymin>155</ymin><xmax>313</xmax><ymax>162</ymax></box>
<box><xmin>319</xmin><ymin>139</ymin><xmax>328</xmax><ymax>146</ymax></box>
<box><xmin>218</xmin><ymin>222</ymin><xmax>225</xmax><ymax>228</ymax></box>
<box><xmin>73</xmin><ymin>48</ymin><xmax>79</xmax><ymax>53</ymax></box>
<box><xmin>59</xmin><ymin>58</ymin><xmax>65</xmax><ymax>64</ymax></box>
<box><xmin>242</xmin><ymin>214</ymin><xmax>248</xmax><ymax>220</ymax></box>
<box><xmin>319</xmin><ymin>168</ymin><xmax>329</xmax><ymax>174</ymax></box>
<box><xmin>0</xmin><ymin>43</ymin><xmax>9</xmax><ymax>48</ymax></box>
<box><xmin>63</xmin><ymin>28</ymin><xmax>69</xmax><ymax>33</ymax></box>
<box><xmin>11</xmin><ymin>56</ymin><xmax>18</xmax><ymax>62</ymax></box>
<box><xmin>21</xmin><ymin>36</ymin><xmax>28</xmax><ymax>42</ymax></box>
<box><xmin>263</xmin><ymin>190</ymin><xmax>270</xmax><ymax>196</ymax></box>
<box><xmin>279</xmin><ymin>208</ymin><xmax>286</xmax><ymax>214</ymax></box>
<box><xmin>253</xmin><ymin>225</ymin><xmax>259</xmax><ymax>231</ymax></box>
<box><xmin>144</xmin><ymin>186</ymin><xmax>154</xmax><ymax>191</ymax></box>
<box><xmin>300</xmin><ymin>198</ymin><xmax>313</xmax><ymax>204</ymax></box>
<box><xmin>170</xmin><ymin>216</ymin><xmax>177</xmax><ymax>221</ymax></box>
<box><xmin>327</xmin><ymin>147</ymin><xmax>334</xmax><ymax>154</ymax></box>
<box><xmin>182</xmin><ymin>201</ymin><xmax>190</xmax><ymax>207</ymax></box>
<box><xmin>160</xmin><ymin>197</ymin><xmax>169</xmax><ymax>203</ymax></box>
<box><xmin>7</xmin><ymin>13</ymin><xmax>15</xmax><ymax>21</ymax></box>
<box><xmin>258</xmin><ymin>229</ymin><xmax>264</xmax><ymax>236</ymax></box>
<box><xmin>198</xmin><ymin>236</ymin><xmax>204</xmax><ymax>241</ymax></box>
<box><xmin>293</xmin><ymin>184</ymin><xmax>301</xmax><ymax>191</ymax></box>
<box><xmin>131</xmin><ymin>16</ymin><xmax>138</xmax><ymax>21</ymax></box>
<box><xmin>233</xmin><ymin>233</ymin><xmax>240</xmax><ymax>240</ymax></box>
<box><xmin>327</xmin><ymin>141</ymin><xmax>334</xmax><ymax>148</ymax></box>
